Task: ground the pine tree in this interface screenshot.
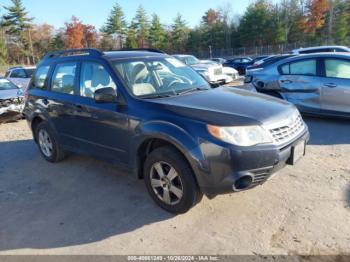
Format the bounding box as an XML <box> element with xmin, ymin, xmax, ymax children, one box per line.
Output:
<box><xmin>134</xmin><ymin>5</ymin><xmax>150</xmax><ymax>47</ymax></box>
<box><xmin>149</xmin><ymin>14</ymin><xmax>166</xmax><ymax>50</ymax></box>
<box><xmin>1</xmin><ymin>0</ymin><xmax>33</xmax><ymax>63</ymax></box>
<box><xmin>1</xmin><ymin>0</ymin><xmax>33</xmax><ymax>36</ymax></box>
<box><xmin>332</xmin><ymin>0</ymin><xmax>350</xmax><ymax>44</ymax></box>
<box><xmin>171</xmin><ymin>13</ymin><xmax>188</xmax><ymax>52</ymax></box>
<box><xmin>102</xmin><ymin>1</ymin><xmax>127</xmax><ymax>36</ymax></box>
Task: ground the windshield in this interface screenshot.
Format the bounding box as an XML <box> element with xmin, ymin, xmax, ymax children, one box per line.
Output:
<box><xmin>175</xmin><ymin>56</ymin><xmax>200</xmax><ymax>66</ymax></box>
<box><xmin>25</xmin><ymin>68</ymin><xmax>35</xmax><ymax>78</ymax></box>
<box><xmin>0</xmin><ymin>79</ymin><xmax>18</xmax><ymax>90</ymax></box>
<box><xmin>111</xmin><ymin>57</ymin><xmax>210</xmax><ymax>98</ymax></box>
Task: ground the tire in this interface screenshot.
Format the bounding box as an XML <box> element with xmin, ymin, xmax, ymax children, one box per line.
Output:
<box><xmin>144</xmin><ymin>146</ymin><xmax>203</xmax><ymax>214</ymax></box>
<box><xmin>35</xmin><ymin>121</ymin><xmax>66</xmax><ymax>163</ymax></box>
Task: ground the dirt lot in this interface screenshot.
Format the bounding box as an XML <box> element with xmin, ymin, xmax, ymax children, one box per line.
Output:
<box><xmin>0</xmin><ymin>117</ymin><xmax>349</xmax><ymax>255</ymax></box>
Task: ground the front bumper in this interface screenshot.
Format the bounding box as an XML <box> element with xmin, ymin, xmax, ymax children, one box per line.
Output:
<box><xmin>196</xmin><ymin>129</ymin><xmax>310</xmax><ymax>197</ymax></box>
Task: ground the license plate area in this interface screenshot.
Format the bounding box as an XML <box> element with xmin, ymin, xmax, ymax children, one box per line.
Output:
<box><xmin>290</xmin><ymin>140</ymin><xmax>306</xmax><ymax>165</ymax></box>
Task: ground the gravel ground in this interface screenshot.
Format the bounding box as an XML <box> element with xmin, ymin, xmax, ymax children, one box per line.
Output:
<box><xmin>0</xmin><ymin>117</ymin><xmax>349</xmax><ymax>255</ymax></box>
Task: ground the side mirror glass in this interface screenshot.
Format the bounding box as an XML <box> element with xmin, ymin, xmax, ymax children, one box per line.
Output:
<box><xmin>94</xmin><ymin>87</ymin><xmax>117</xmax><ymax>103</ymax></box>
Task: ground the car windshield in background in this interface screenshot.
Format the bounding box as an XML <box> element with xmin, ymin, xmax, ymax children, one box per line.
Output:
<box><xmin>25</xmin><ymin>69</ymin><xmax>35</xmax><ymax>78</ymax></box>
<box><xmin>175</xmin><ymin>56</ymin><xmax>200</xmax><ymax>66</ymax></box>
<box><xmin>112</xmin><ymin>57</ymin><xmax>210</xmax><ymax>98</ymax></box>
<box><xmin>0</xmin><ymin>79</ymin><xmax>18</xmax><ymax>90</ymax></box>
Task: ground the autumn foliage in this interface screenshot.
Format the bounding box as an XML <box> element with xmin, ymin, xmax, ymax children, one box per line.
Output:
<box><xmin>64</xmin><ymin>16</ymin><xmax>98</xmax><ymax>49</ymax></box>
<box><xmin>299</xmin><ymin>0</ymin><xmax>330</xmax><ymax>34</ymax></box>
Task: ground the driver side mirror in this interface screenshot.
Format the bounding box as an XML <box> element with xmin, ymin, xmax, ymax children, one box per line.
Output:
<box><xmin>94</xmin><ymin>87</ymin><xmax>117</xmax><ymax>103</ymax></box>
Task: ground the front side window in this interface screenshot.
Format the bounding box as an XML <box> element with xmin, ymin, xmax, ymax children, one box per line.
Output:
<box><xmin>112</xmin><ymin>57</ymin><xmax>210</xmax><ymax>98</ymax></box>
<box><xmin>281</xmin><ymin>59</ymin><xmax>317</xmax><ymax>76</ymax></box>
<box><xmin>325</xmin><ymin>59</ymin><xmax>350</xmax><ymax>79</ymax></box>
<box><xmin>51</xmin><ymin>63</ymin><xmax>77</xmax><ymax>94</ymax></box>
<box><xmin>32</xmin><ymin>66</ymin><xmax>50</xmax><ymax>89</ymax></box>
<box><xmin>80</xmin><ymin>62</ymin><xmax>117</xmax><ymax>98</ymax></box>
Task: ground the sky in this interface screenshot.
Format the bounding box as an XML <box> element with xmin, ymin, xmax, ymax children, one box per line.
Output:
<box><xmin>0</xmin><ymin>0</ymin><xmax>262</xmax><ymax>30</ymax></box>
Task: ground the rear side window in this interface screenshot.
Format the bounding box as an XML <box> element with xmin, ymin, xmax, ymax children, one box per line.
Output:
<box><xmin>51</xmin><ymin>63</ymin><xmax>77</xmax><ymax>95</ymax></box>
<box><xmin>80</xmin><ymin>62</ymin><xmax>117</xmax><ymax>98</ymax></box>
<box><xmin>325</xmin><ymin>59</ymin><xmax>350</xmax><ymax>79</ymax></box>
<box><xmin>280</xmin><ymin>59</ymin><xmax>317</xmax><ymax>76</ymax></box>
<box><xmin>32</xmin><ymin>66</ymin><xmax>50</xmax><ymax>89</ymax></box>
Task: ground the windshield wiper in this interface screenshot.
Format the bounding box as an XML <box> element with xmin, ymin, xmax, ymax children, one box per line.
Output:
<box><xmin>141</xmin><ymin>94</ymin><xmax>173</xmax><ymax>99</ymax></box>
<box><xmin>177</xmin><ymin>87</ymin><xmax>208</xmax><ymax>96</ymax></box>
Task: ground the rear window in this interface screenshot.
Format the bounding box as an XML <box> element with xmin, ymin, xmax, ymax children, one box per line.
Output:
<box><xmin>32</xmin><ymin>66</ymin><xmax>50</xmax><ymax>89</ymax></box>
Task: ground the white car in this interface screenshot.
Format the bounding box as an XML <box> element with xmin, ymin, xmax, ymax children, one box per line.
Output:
<box><xmin>5</xmin><ymin>66</ymin><xmax>36</xmax><ymax>90</ymax></box>
<box><xmin>173</xmin><ymin>55</ymin><xmax>227</xmax><ymax>85</ymax></box>
<box><xmin>291</xmin><ymin>45</ymin><xmax>350</xmax><ymax>54</ymax></box>
<box><xmin>200</xmin><ymin>59</ymin><xmax>239</xmax><ymax>82</ymax></box>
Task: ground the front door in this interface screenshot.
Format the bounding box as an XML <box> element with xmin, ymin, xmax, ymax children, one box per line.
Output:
<box><xmin>72</xmin><ymin>61</ymin><xmax>130</xmax><ymax>164</ymax></box>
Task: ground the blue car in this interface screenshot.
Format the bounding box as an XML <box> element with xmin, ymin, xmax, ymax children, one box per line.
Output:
<box><xmin>24</xmin><ymin>49</ymin><xmax>309</xmax><ymax>213</ymax></box>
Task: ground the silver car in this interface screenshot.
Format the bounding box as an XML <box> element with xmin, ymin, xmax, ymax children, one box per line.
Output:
<box><xmin>5</xmin><ymin>66</ymin><xmax>36</xmax><ymax>90</ymax></box>
<box><xmin>245</xmin><ymin>53</ymin><xmax>350</xmax><ymax>118</ymax></box>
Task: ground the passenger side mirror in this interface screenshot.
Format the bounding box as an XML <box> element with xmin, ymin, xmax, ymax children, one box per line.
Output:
<box><xmin>94</xmin><ymin>87</ymin><xmax>117</xmax><ymax>103</ymax></box>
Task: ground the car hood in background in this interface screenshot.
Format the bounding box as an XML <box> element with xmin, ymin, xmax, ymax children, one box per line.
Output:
<box><xmin>0</xmin><ymin>89</ymin><xmax>22</xmax><ymax>100</ymax></box>
<box><xmin>191</xmin><ymin>63</ymin><xmax>221</xmax><ymax>71</ymax></box>
<box><xmin>149</xmin><ymin>87</ymin><xmax>296</xmax><ymax>126</ymax></box>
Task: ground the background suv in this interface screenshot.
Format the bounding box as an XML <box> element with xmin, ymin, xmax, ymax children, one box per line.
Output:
<box><xmin>24</xmin><ymin>49</ymin><xmax>309</xmax><ymax>214</ymax></box>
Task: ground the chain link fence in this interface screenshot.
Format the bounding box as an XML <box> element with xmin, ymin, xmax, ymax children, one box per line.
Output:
<box><xmin>193</xmin><ymin>42</ymin><xmax>338</xmax><ymax>59</ymax></box>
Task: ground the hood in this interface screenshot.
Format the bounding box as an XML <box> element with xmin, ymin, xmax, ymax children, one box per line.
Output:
<box><xmin>0</xmin><ymin>89</ymin><xmax>22</xmax><ymax>100</ymax></box>
<box><xmin>191</xmin><ymin>63</ymin><xmax>222</xmax><ymax>71</ymax></box>
<box><xmin>149</xmin><ymin>87</ymin><xmax>296</xmax><ymax>126</ymax></box>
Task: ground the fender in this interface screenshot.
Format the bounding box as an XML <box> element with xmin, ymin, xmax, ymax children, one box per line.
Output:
<box><xmin>130</xmin><ymin>120</ymin><xmax>207</xmax><ymax>188</ymax></box>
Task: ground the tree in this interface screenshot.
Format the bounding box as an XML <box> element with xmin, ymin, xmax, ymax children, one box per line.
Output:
<box><xmin>133</xmin><ymin>5</ymin><xmax>150</xmax><ymax>47</ymax></box>
<box><xmin>126</xmin><ymin>21</ymin><xmax>138</xmax><ymax>48</ymax></box>
<box><xmin>149</xmin><ymin>14</ymin><xmax>166</xmax><ymax>49</ymax></box>
<box><xmin>49</xmin><ymin>30</ymin><xmax>65</xmax><ymax>51</ymax></box>
<box><xmin>64</xmin><ymin>16</ymin><xmax>84</xmax><ymax>49</ymax></box>
<box><xmin>332</xmin><ymin>0</ymin><xmax>350</xmax><ymax>44</ymax></box>
<box><xmin>102</xmin><ymin>1</ymin><xmax>127</xmax><ymax>35</ymax></box>
<box><xmin>299</xmin><ymin>0</ymin><xmax>330</xmax><ymax>36</ymax></box>
<box><xmin>171</xmin><ymin>13</ymin><xmax>188</xmax><ymax>52</ymax></box>
<box><xmin>83</xmin><ymin>24</ymin><xmax>98</xmax><ymax>48</ymax></box>
<box><xmin>31</xmin><ymin>24</ymin><xmax>54</xmax><ymax>60</ymax></box>
<box><xmin>1</xmin><ymin>0</ymin><xmax>34</xmax><ymax>64</ymax></box>
<box><xmin>0</xmin><ymin>36</ymin><xmax>8</xmax><ymax>65</ymax></box>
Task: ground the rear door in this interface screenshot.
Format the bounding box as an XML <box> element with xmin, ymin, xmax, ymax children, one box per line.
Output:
<box><xmin>46</xmin><ymin>61</ymin><xmax>80</xmax><ymax>147</ymax></box>
<box><xmin>320</xmin><ymin>58</ymin><xmax>350</xmax><ymax>113</ymax></box>
<box><xmin>278</xmin><ymin>58</ymin><xmax>323</xmax><ymax>109</ymax></box>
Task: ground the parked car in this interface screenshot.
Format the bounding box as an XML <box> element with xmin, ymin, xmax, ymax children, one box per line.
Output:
<box><xmin>173</xmin><ymin>54</ymin><xmax>227</xmax><ymax>85</ymax></box>
<box><xmin>251</xmin><ymin>55</ymin><xmax>270</xmax><ymax>64</ymax></box>
<box><xmin>245</xmin><ymin>53</ymin><xmax>350</xmax><ymax>118</ymax></box>
<box><xmin>200</xmin><ymin>59</ymin><xmax>239</xmax><ymax>81</ymax></box>
<box><xmin>0</xmin><ymin>78</ymin><xmax>24</xmax><ymax>123</ymax></box>
<box><xmin>24</xmin><ymin>48</ymin><xmax>309</xmax><ymax>214</ymax></box>
<box><xmin>246</xmin><ymin>54</ymin><xmax>297</xmax><ymax>71</ymax></box>
<box><xmin>291</xmin><ymin>45</ymin><xmax>350</xmax><ymax>54</ymax></box>
<box><xmin>210</xmin><ymin>58</ymin><xmax>227</xmax><ymax>64</ymax></box>
<box><xmin>223</xmin><ymin>57</ymin><xmax>253</xmax><ymax>75</ymax></box>
<box><xmin>5</xmin><ymin>66</ymin><xmax>36</xmax><ymax>90</ymax></box>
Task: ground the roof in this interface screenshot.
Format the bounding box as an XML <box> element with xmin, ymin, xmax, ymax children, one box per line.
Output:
<box><xmin>104</xmin><ymin>51</ymin><xmax>168</xmax><ymax>60</ymax></box>
<box><xmin>293</xmin><ymin>45</ymin><xmax>350</xmax><ymax>52</ymax></box>
<box><xmin>8</xmin><ymin>66</ymin><xmax>36</xmax><ymax>70</ymax></box>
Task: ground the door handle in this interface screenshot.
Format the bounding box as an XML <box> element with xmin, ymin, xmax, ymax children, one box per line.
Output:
<box><xmin>281</xmin><ymin>79</ymin><xmax>292</xmax><ymax>84</ymax></box>
<box><xmin>324</xmin><ymin>83</ymin><xmax>337</xmax><ymax>88</ymax></box>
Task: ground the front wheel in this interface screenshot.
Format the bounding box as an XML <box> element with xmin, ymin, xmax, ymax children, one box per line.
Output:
<box><xmin>144</xmin><ymin>146</ymin><xmax>202</xmax><ymax>214</ymax></box>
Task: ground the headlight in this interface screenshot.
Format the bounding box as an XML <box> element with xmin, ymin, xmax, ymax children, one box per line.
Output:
<box><xmin>207</xmin><ymin>125</ymin><xmax>273</xmax><ymax>146</ymax></box>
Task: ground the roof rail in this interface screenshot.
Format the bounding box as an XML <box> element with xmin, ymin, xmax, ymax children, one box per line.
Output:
<box><xmin>118</xmin><ymin>48</ymin><xmax>166</xmax><ymax>54</ymax></box>
<box><xmin>43</xmin><ymin>48</ymin><xmax>104</xmax><ymax>60</ymax></box>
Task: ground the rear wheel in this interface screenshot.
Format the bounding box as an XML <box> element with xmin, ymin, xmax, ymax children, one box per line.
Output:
<box><xmin>35</xmin><ymin>121</ymin><xmax>66</xmax><ymax>163</ymax></box>
<box><xmin>144</xmin><ymin>146</ymin><xmax>202</xmax><ymax>214</ymax></box>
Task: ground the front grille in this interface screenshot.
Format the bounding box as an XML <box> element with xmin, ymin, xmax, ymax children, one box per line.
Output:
<box><xmin>269</xmin><ymin>115</ymin><xmax>304</xmax><ymax>145</ymax></box>
<box><xmin>214</xmin><ymin>68</ymin><xmax>223</xmax><ymax>75</ymax></box>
